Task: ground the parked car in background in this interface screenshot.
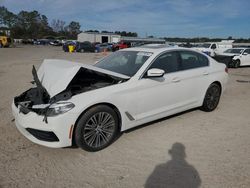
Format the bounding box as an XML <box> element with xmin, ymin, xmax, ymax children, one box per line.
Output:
<box><xmin>49</xmin><ymin>40</ymin><xmax>62</xmax><ymax>46</ymax></box>
<box><xmin>193</xmin><ymin>42</ymin><xmax>232</xmax><ymax>57</ymax></box>
<box><xmin>231</xmin><ymin>48</ymin><xmax>250</xmax><ymax>68</ymax></box>
<box><xmin>92</xmin><ymin>42</ymin><xmax>101</xmax><ymax>47</ymax></box>
<box><xmin>131</xmin><ymin>42</ymin><xmax>145</xmax><ymax>47</ymax></box>
<box><xmin>112</xmin><ymin>41</ymin><xmax>131</xmax><ymax>51</ymax></box>
<box><xmin>107</xmin><ymin>43</ymin><xmax>114</xmax><ymax>49</ymax></box>
<box><xmin>214</xmin><ymin>48</ymin><xmax>250</xmax><ymax>68</ymax></box>
<box><xmin>33</xmin><ymin>39</ymin><xmax>50</xmax><ymax>45</ymax></box>
<box><xmin>95</xmin><ymin>43</ymin><xmax>112</xmax><ymax>52</ymax></box>
<box><xmin>12</xmin><ymin>45</ymin><xmax>228</xmax><ymax>151</ymax></box>
<box><xmin>22</xmin><ymin>39</ymin><xmax>35</xmax><ymax>45</ymax></box>
<box><xmin>75</xmin><ymin>41</ymin><xmax>96</xmax><ymax>53</ymax></box>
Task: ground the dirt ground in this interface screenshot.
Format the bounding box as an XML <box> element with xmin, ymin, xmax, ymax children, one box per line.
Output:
<box><xmin>0</xmin><ymin>45</ymin><xmax>250</xmax><ymax>188</ymax></box>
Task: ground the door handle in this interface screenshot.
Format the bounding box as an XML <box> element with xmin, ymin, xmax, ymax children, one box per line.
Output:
<box><xmin>172</xmin><ymin>77</ymin><xmax>181</xmax><ymax>82</ymax></box>
<box><xmin>203</xmin><ymin>71</ymin><xmax>209</xmax><ymax>75</ymax></box>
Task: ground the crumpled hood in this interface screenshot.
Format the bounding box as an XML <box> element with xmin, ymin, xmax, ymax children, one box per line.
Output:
<box><xmin>37</xmin><ymin>59</ymin><xmax>130</xmax><ymax>98</ymax></box>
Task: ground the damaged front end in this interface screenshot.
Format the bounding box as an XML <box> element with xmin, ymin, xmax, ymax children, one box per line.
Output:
<box><xmin>14</xmin><ymin>62</ymin><xmax>127</xmax><ymax>122</ymax></box>
<box><xmin>14</xmin><ymin>66</ymin><xmax>51</xmax><ymax>116</ymax></box>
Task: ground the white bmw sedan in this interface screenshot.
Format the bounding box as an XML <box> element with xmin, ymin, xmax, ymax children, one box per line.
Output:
<box><xmin>12</xmin><ymin>45</ymin><xmax>228</xmax><ymax>151</ymax></box>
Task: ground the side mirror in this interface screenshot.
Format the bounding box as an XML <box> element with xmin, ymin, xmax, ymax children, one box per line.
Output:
<box><xmin>147</xmin><ymin>68</ymin><xmax>165</xmax><ymax>78</ymax></box>
<box><xmin>243</xmin><ymin>52</ymin><xmax>248</xmax><ymax>55</ymax></box>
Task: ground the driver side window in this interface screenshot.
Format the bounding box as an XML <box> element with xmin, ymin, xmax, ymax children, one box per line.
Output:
<box><xmin>149</xmin><ymin>52</ymin><xmax>180</xmax><ymax>73</ymax></box>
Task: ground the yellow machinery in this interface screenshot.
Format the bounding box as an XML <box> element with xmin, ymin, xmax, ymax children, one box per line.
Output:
<box><xmin>0</xmin><ymin>36</ymin><xmax>12</xmax><ymax>47</ymax></box>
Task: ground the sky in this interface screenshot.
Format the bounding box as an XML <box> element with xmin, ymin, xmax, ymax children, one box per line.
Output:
<box><xmin>0</xmin><ymin>0</ymin><xmax>250</xmax><ymax>38</ymax></box>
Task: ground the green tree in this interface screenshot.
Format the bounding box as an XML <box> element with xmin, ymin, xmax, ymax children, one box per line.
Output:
<box><xmin>67</xmin><ymin>21</ymin><xmax>81</xmax><ymax>39</ymax></box>
<box><xmin>11</xmin><ymin>10</ymin><xmax>53</xmax><ymax>38</ymax></box>
<box><xmin>51</xmin><ymin>19</ymin><xmax>66</xmax><ymax>33</ymax></box>
<box><xmin>0</xmin><ymin>6</ymin><xmax>17</xmax><ymax>28</ymax></box>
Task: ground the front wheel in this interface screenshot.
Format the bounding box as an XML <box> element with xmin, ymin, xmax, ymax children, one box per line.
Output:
<box><xmin>75</xmin><ymin>105</ymin><xmax>119</xmax><ymax>151</ymax></box>
<box><xmin>200</xmin><ymin>83</ymin><xmax>221</xmax><ymax>112</ymax></box>
<box><xmin>234</xmin><ymin>59</ymin><xmax>240</xmax><ymax>68</ymax></box>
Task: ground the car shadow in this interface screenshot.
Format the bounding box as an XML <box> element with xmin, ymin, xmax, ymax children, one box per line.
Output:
<box><xmin>145</xmin><ymin>142</ymin><xmax>201</xmax><ymax>188</ymax></box>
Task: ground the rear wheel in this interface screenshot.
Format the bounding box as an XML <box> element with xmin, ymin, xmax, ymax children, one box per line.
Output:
<box><xmin>234</xmin><ymin>59</ymin><xmax>240</xmax><ymax>68</ymax></box>
<box><xmin>75</xmin><ymin>105</ymin><xmax>119</xmax><ymax>151</ymax></box>
<box><xmin>80</xmin><ymin>49</ymin><xmax>85</xmax><ymax>53</ymax></box>
<box><xmin>200</xmin><ymin>83</ymin><xmax>221</xmax><ymax>112</ymax></box>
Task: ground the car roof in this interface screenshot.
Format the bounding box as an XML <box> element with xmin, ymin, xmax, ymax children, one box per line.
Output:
<box><xmin>121</xmin><ymin>44</ymin><xmax>192</xmax><ymax>54</ymax></box>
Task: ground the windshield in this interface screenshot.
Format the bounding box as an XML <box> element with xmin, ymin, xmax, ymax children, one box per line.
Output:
<box><xmin>95</xmin><ymin>51</ymin><xmax>152</xmax><ymax>77</ymax></box>
<box><xmin>224</xmin><ymin>48</ymin><xmax>244</xmax><ymax>54</ymax></box>
<box><xmin>197</xmin><ymin>43</ymin><xmax>211</xmax><ymax>48</ymax></box>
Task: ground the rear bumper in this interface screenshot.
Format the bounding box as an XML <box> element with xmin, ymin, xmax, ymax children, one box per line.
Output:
<box><xmin>12</xmin><ymin>101</ymin><xmax>77</xmax><ymax>148</ymax></box>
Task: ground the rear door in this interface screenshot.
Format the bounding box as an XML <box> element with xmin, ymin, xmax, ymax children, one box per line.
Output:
<box><xmin>177</xmin><ymin>50</ymin><xmax>211</xmax><ymax>103</ymax></box>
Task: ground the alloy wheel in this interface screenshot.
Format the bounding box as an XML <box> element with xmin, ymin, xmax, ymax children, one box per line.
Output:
<box><xmin>205</xmin><ymin>85</ymin><xmax>221</xmax><ymax>110</ymax></box>
<box><xmin>83</xmin><ymin>112</ymin><xmax>116</xmax><ymax>148</ymax></box>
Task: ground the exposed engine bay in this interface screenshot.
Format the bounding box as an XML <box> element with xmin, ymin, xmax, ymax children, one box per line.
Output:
<box><xmin>14</xmin><ymin>65</ymin><xmax>127</xmax><ymax>118</ymax></box>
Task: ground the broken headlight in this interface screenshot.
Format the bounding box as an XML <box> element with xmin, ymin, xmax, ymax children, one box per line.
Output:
<box><xmin>46</xmin><ymin>102</ymin><xmax>75</xmax><ymax>117</ymax></box>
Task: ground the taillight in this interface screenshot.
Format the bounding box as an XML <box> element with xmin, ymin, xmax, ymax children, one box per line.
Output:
<box><xmin>225</xmin><ymin>67</ymin><xmax>228</xmax><ymax>73</ymax></box>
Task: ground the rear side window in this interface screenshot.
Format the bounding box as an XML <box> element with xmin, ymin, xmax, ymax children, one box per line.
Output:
<box><xmin>179</xmin><ymin>51</ymin><xmax>209</xmax><ymax>70</ymax></box>
<box><xmin>150</xmin><ymin>52</ymin><xmax>180</xmax><ymax>73</ymax></box>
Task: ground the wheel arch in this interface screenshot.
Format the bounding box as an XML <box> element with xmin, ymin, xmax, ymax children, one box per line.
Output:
<box><xmin>200</xmin><ymin>80</ymin><xmax>223</xmax><ymax>112</ymax></box>
<box><xmin>201</xmin><ymin>80</ymin><xmax>222</xmax><ymax>103</ymax></box>
<box><xmin>211</xmin><ymin>81</ymin><xmax>222</xmax><ymax>92</ymax></box>
<box><xmin>71</xmin><ymin>102</ymin><xmax>122</xmax><ymax>146</ymax></box>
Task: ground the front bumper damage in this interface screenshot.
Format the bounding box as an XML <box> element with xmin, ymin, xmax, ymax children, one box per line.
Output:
<box><xmin>11</xmin><ymin>60</ymin><xmax>128</xmax><ymax>148</ymax></box>
<box><xmin>12</xmin><ymin>100</ymin><xmax>76</xmax><ymax>148</ymax></box>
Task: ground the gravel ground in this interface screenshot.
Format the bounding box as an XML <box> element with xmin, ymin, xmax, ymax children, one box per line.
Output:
<box><xmin>0</xmin><ymin>45</ymin><xmax>250</xmax><ymax>188</ymax></box>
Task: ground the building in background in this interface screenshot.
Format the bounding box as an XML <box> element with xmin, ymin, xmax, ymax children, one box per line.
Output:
<box><xmin>77</xmin><ymin>32</ymin><xmax>166</xmax><ymax>45</ymax></box>
<box><xmin>121</xmin><ymin>36</ymin><xmax>165</xmax><ymax>45</ymax></box>
<box><xmin>77</xmin><ymin>32</ymin><xmax>121</xmax><ymax>43</ymax></box>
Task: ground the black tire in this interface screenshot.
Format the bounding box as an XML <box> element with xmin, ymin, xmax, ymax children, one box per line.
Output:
<box><xmin>234</xmin><ymin>59</ymin><xmax>240</xmax><ymax>68</ymax></box>
<box><xmin>200</xmin><ymin>83</ymin><xmax>221</xmax><ymax>112</ymax></box>
<box><xmin>80</xmin><ymin>49</ymin><xmax>84</xmax><ymax>53</ymax></box>
<box><xmin>75</xmin><ymin>105</ymin><xmax>119</xmax><ymax>152</ymax></box>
